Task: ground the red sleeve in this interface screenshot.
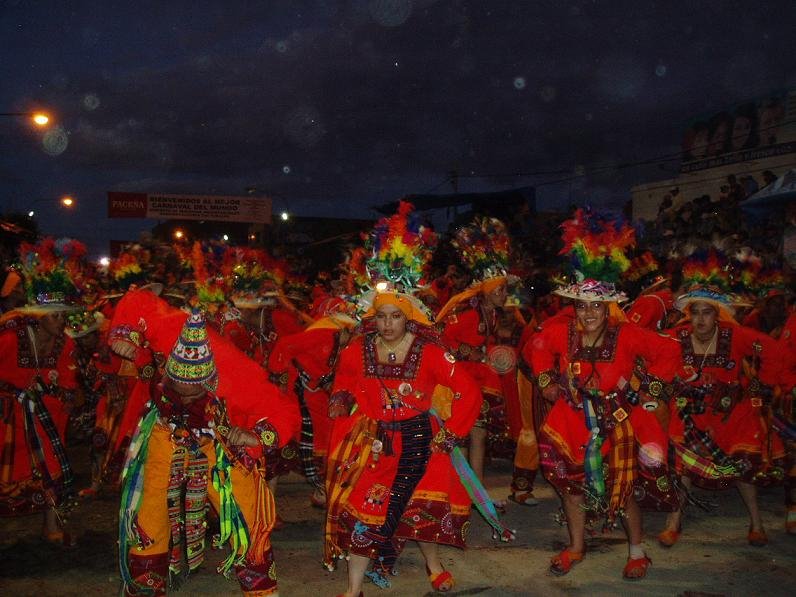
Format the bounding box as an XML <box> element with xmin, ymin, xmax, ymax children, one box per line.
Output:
<box><xmin>272</xmin><ymin>308</ymin><xmax>306</xmax><ymax>336</ymax></box>
<box><xmin>618</xmin><ymin>324</ymin><xmax>685</xmax><ymax>382</ymax></box>
<box><xmin>427</xmin><ymin>346</ymin><xmax>481</xmax><ymax>438</ymax></box>
<box><xmin>441</xmin><ymin>309</ymin><xmax>485</xmax><ymax>350</ymax></box>
<box><xmin>525</xmin><ymin>321</ymin><xmax>569</xmax><ymax>376</ymax></box>
<box><xmin>732</xmin><ymin>324</ymin><xmax>782</xmax><ymax>386</ymax></box>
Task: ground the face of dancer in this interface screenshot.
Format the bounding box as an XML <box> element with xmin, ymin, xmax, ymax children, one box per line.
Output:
<box><xmin>375</xmin><ymin>303</ymin><xmax>407</xmax><ymax>343</ymax></box>
<box><xmin>574</xmin><ymin>300</ymin><xmax>608</xmax><ymax>335</ymax></box>
<box><xmin>165</xmin><ymin>376</ymin><xmax>207</xmax><ymax>405</ymax></box>
<box><xmin>76</xmin><ymin>330</ymin><xmax>100</xmax><ymax>353</ymax></box>
<box><xmin>484</xmin><ymin>282</ymin><xmax>508</xmax><ymax>309</ymax></box>
<box><xmin>39</xmin><ymin>310</ymin><xmax>67</xmax><ymax>338</ymax></box>
<box><xmin>689</xmin><ymin>301</ymin><xmax>718</xmax><ymax>340</ymax></box>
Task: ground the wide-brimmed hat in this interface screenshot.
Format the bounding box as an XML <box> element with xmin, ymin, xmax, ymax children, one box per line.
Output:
<box><xmin>65</xmin><ymin>310</ymin><xmax>105</xmax><ymax>338</ymax></box>
<box><xmin>18</xmin><ymin>238</ymin><xmax>85</xmax><ymax>313</ymax></box>
<box><xmin>552</xmin><ymin>208</ymin><xmax>635</xmax><ymax>303</ymax></box>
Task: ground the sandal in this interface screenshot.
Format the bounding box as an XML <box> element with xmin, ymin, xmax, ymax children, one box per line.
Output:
<box><xmin>549</xmin><ymin>548</ymin><xmax>584</xmax><ymax>576</ymax></box>
<box><xmin>508</xmin><ymin>491</ymin><xmax>539</xmax><ymax>507</ymax></box>
<box><xmin>623</xmin><ymin>556</ymin><xmax>652</xmax><ymax>581</ymax></box>
<box><xmin>657</xmin><ymin>527</ymin><xmax>681</xmax><ymax>548</ymax></box>
<box><xmin>426</xmin><ymin>565</ymin><xmax>454</xmax><ymax>592</ymax></box>
<box><xmin>78</xmin><ymin>487</ymin><xmax>100</xmax><ymax>499</ymax></box>
<box><xmin>747</xmin><ymin>528</ymin><xmax>768</xmax><ymax>547</ymax></box>
<box><xmin>41</xmin><ymin>529</ymin><xmax>78</xmax><ymax>549</ymax></box>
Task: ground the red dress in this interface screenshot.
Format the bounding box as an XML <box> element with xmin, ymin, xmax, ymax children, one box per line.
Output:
<box><xmin>0</xmin><ymin>315</ymin><xmax>78</xmax><ymax>516</ymax></box>
<box><xmin>527</xmin><ymin>319</ymin><xmax>684</xmax><ymax>513</ymax></box>
<box><xmin>667</xmin><ymin>322</ymin><xmax>785</xmax><ymax>488</ymax></box>
<box><xmin>325</xmin><ymin>332</ymin><xmax>480</xmax><ymax>571</ymax></box>
<box><xmin>441</xmin><ymin>303</ymin><xmax>516</xmax><ymax>453</ymax></box>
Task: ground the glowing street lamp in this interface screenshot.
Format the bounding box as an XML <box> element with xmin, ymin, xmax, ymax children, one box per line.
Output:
<box><xmin>98</xmin><ymin>256</ymin><xmax>110</xmax><ymax>267</ymax></box>
<box><xmin>280</xmin><ymin>211</ymin><xmax>289</xmax><ymax>221</ymax></box>
<box><xmin>61</xmin><ymin>196</ymin><xmax>74</xmax><ymax>207</ymax></box>
<box><xmin>173</xmin><ymin>229</ymin><xmax>185</xmax><ymax>240</ymax></box>
<box><xmin>0</xmin><ymin>111</ymin><xmax>52</xmax><ymax>127</ymax></box>
<box><xmin>32</xmin><ymin>113</ymin><xmax>50</xmax><ymax>126</ymax></box>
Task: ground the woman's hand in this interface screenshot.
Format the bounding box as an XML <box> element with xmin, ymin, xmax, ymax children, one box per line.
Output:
<box><xmin>110</xmin><ymin>340</ymin><xmax>137</xmax><ymax>361</ymax></box>
<box><xmin>226</xmin><ymin>426</ymin><xmax>260</xmax><ymax>447</ymax></box>
<box><xmin>541</xmin><ymin>384</ymin><xmax>560</xmax><ymax>403</ymax></box>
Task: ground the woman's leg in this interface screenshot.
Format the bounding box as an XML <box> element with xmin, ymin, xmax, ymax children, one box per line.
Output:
<box><xmin>343</xmin><ymin>553</ymin><xmax>370</xmax><ymax>597</ymax></box>
<box><xmin>737</xmin><ymin>480</ymin><xmax>764</xmax><ymax>532</ymax></box>
<box><xmin>417</xmin><ymin>540</ymin><xmax>443</xmax><ymax>575</ymax></box>
<box><xmin>561</xmin><ymin>492</ymin><xmax>586</xmax><ymax>553</ymax></box>
<box><xmin>468</xmin><ymin>425</ymin><xmax>487</xmax><ymax>482</ymax></box>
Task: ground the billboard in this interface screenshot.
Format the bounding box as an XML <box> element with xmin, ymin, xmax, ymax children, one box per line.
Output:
<box><xmin>107</xmin><ymin>192</ymin><xmax>272</xmax><ymax>224</ymax></box>
<box><xmin>680</xmin><ymin>89</ymin><xmax>796</xmax><ymax>173</ymax></box>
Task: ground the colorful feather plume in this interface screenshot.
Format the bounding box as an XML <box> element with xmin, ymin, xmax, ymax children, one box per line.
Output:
<box><xmin>558</xmin><ymin>208</ymin><xmax>635</xmax><ymax>284</ymax></box>
<box><xmin>680</xmin><ymin>249</ymin><xmax>731</xmax><ymax>291</ymax></box>
<box><xmin>452</xmin><ymin>217</ymin><xmax>510</xmax><ymax>282</ymax></box>
<box><xmin>189</xmin><ymin>241</ymin><xmax>227</xmax><ymax>306</ymax></box>
<box><xmin>18</xmin><ymin>237</ymin><xmax>86</xmax><ymax>306</ymax></box>
<box><xmin>365</xmin><ymin>200</ymin><xmax>437</xmax><ymax>291</ymax></box>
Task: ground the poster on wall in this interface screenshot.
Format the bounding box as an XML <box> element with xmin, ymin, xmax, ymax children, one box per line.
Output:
<box><xmin>680</xmin><ymin>89</ymin><xmax>796</xmax><ymax>173</ymax></box>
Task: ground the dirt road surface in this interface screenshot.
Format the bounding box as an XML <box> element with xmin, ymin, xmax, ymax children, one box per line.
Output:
<box><xmin>1</xmin><ymin>453</ymin><xmax>793</xmax><ymax>596</ymax></box>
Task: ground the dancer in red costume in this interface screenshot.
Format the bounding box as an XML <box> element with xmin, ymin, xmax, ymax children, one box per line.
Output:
<box><xmin>438</xmin><ymin>217</ymin><xmax>522</xmax><ymax>503</ymax></box>
<box><xmin>110</xmin><ymin>289</ymin><xmax>300</xmax><ymax>595</ymax></box>
<box><xmin>658</xmin><ymin>253</ymin><xmax>785</xmax><ymax>548</ymax></box>
<box><xmin>0</xmin><ymin>238</ymin><xmax>86</xmax><ymax>547</ymax></box>
<box><xmin>326</xmin><ymin>202</ymin><xmax>481</xmax><ymax>597</ymax></box>
<box><xmin>267</xmin><ymin>299</ymin><xmax>357</xmax><ymax>508</ymax></box>
<box><xmin>528</xmin><ymin>210</ymin><xmax>685</xmax><ymax>580</ymax></box>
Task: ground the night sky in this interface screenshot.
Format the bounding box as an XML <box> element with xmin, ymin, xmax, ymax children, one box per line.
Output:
<box><xmin>1</xmin><ymin>0</ymin><xmax>794</xmax><ymax>256</ymax></box>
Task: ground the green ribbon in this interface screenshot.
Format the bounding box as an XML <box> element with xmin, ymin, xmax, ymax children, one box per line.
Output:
<box><xmin>211</xmin><ymin>442</ymin><xmax>251</xmax><ymax>576</ymax></box>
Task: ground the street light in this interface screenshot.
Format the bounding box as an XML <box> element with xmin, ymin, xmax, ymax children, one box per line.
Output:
<box><xmin>27</xmin><ymin>195</ymin><xmax>75</xmax><ymax>218</ymax></box>
<box><xmin>173</xmin><ymin>228</ymin><xmax>185</xmax><ymax>240</ymax></box>
<box><xmin>280</xmin><ymin>211</ymin><xmax>289</xmax><ymax>221</ymax></box>
<box><xmin>0</xmin><ymin>111</ymin><xmax>52</xmax><ymax>127</ymax></box>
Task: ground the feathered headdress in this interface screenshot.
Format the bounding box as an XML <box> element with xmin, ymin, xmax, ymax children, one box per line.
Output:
<box><xmin>729</xmin><ymin>250</ymin><xmax>763</xmax><ymax>299</ymax></box>
<box><xmin>109</xmin><ymin>247</ymin><xmax>148</xmax><ymax>292</ymax></box>
<box><xmin>228</xmin><ymin>247</ymin><xmax>283</xmax><ymax>308</ymax></box>
<box><xmin>188</xmin><ymin>241</ymin><xmax>228</xmax><ymax>309</ymax></box>
<box><xmin>451</xmin><ymin>217</ymin><xmax>510</xmax><ymax>283</ymax></box>
<box><xmin>674</xmin><ymin>249</ymin><xmax>736</xmax><ymax>315</ymax></box>
<box><xmin>680</xmin><ymin>249</ymin><xmax>731</xmax><ymax>291</ymax></box>
<box><xmin>18</xmin><ymin>237</ymin><xmax>86</xmax><ymax>310</ymax></box>
<box><xmin>755</xmin><ymin>268</ymin><xmax>789</xmax><ymax>298</ymax></box>
<box><xmin>623</xmin><ymin>251</ymin><xmax>668</xmax><ymax>294</ymax></box>
<box><xmin>365</xmin><ymin>200</ymin><xmax>437</xmax><ymax>291</ymax></box>
<box><xmin>554</xmin><ymin>208</ymin><xmax>635</xmax><ymax>302</ymax></box>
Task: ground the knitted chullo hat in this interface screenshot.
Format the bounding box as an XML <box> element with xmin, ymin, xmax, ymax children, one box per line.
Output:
<box><xmin>674</xmin><ymin>249</ymin><xmax>736</xmax><ymax>317</ymax></box>
<box><xmin>165</xmin><ymin>309</ymin><xmax>218</xmax><ymax>391</ymax></box>
<box><xmin>18</xmin><ymin>237</ymin><xmax>85</xmax><ymax>312</ymax></box>
<box><xmin>554</xmin><ymin>208</ymin><xmax>635</xmax><ymax>302</ymax></box>
<box><xmin>361</xmin><ymin>200</ymin><xmax>437</xmax><ymax>324</ymax></box>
